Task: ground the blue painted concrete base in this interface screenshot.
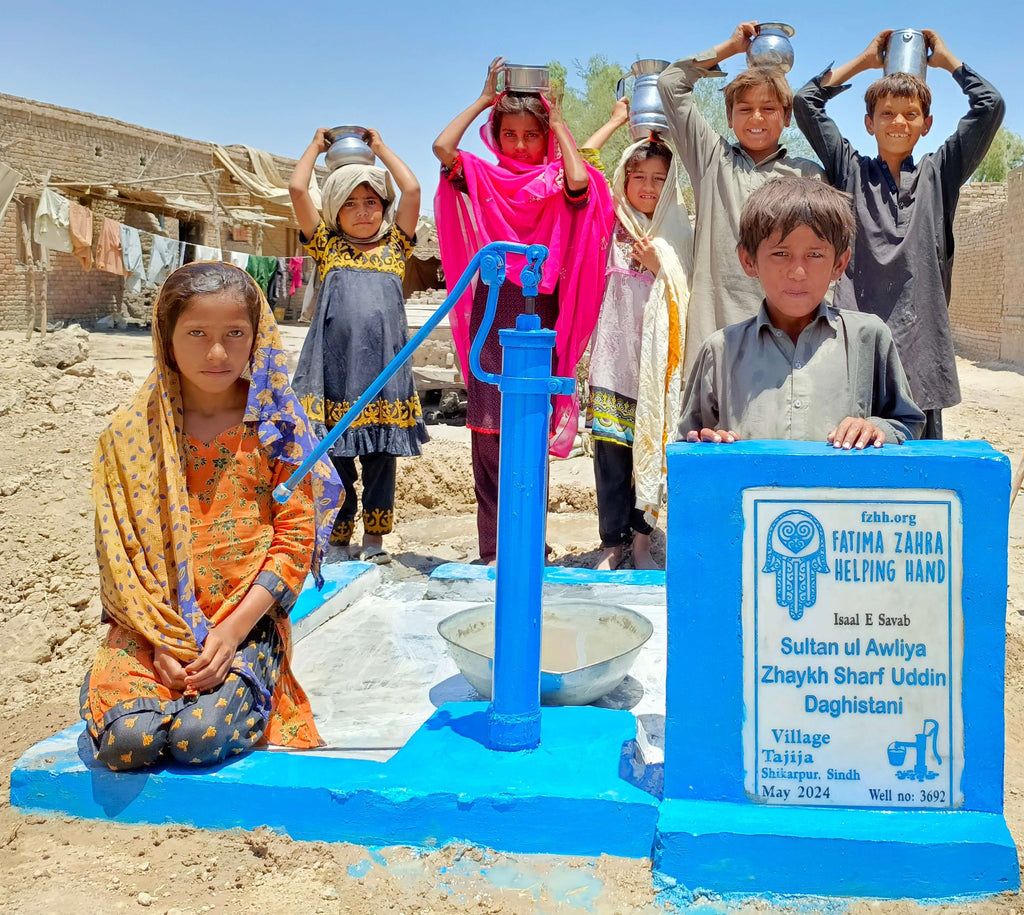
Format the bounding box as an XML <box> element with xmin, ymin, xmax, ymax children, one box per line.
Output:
<box><xmin>655</xmin><ymin>799</ymin><xmax>1020</xmax><ymax>899</ymax></box>
<box><xmin>426</xmin><ymin>561</ymin><xmax>665</xmax><ymax>605</ymax></box>
<box><xmin>11</xmin><ymin>703</ymin><xmax>658</xmax><ymax>859</ymax></box>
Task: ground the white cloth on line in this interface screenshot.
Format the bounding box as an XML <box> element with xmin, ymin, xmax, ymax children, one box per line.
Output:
<box><xmin>0</xmin><ymin>162</ymin><xmax>23</xmax><ymax>228</ymax></box>
<box><xmin>33</xmin><ymin>189</ymin><xmax>73</xmax><ymax>253</ymax></box>
<box><xmin>147</xmin><ymin>234</ymin><xmax>181</xmax><ymax>287</ymax></box>
<box><xmin>228</xmin><ymin>250</ymin><xmax>250</xmax><ymax>269</ymax></box>
<box><xmin>193</xmin><ymin>244</ymin><xmax>222</xmax><ymax>262</ymax></box>
<box><xmin>120</xmin><ymin>225</ymin><xmax>145</xmax><ymax>293</ymax></box>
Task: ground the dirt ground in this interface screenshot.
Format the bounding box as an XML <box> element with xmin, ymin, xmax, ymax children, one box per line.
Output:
<box><xmin>2</xmin><ymin>325</ymin><xmax>1024</xmax><ymax>914</ymax></box>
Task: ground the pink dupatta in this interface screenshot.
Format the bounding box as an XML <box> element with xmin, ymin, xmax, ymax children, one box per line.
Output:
<box><xmin>434</xmin><ymin>99</ymin><xmax>614</xmax><ymax>456</ymax></box>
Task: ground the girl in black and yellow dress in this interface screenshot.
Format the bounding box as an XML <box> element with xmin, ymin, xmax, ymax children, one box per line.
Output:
<box><xmin>289</xmin><ymin>128</ymin><xmax>428</xmax><ymax>563</ymax></box>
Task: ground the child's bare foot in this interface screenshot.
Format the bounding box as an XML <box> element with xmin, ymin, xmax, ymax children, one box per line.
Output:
<box><xmin>632</xmin><ymin>533</ymin><xmax>660</xmax><ymax>571</ymax></box>
<box><xmin>595</xmin><ymin>545</ymin><xmax>623</xmax><ymax>571</ymax></box>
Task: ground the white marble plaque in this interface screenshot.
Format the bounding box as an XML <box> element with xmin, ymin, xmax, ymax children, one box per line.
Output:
<box><xmin>742</xmin><ymin>488</ymin><xmax>963</xmax><ymax>809</ymax></box>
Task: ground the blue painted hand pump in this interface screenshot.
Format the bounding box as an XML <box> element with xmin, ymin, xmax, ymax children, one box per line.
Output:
<box><xmin>471</xmin><ymin>246</ymin><xmax>575</xmax><ymax>751</ymax></box>
<box><xmin>272</xmin><ymin>241</ymin><xmax>548</xmax><ymax>503</ymax></box>
<box><xmin>273</xmin><ymin>241</ymin><xmax>572</xmax><ymax>754</ymax></box>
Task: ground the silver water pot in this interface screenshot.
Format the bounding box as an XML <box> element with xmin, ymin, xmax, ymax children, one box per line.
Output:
<box><xmin>883</xmin><ymin>29</ymin><xmax>928</xmax><ymax>81</ymax></box>
<box><xmin>746</xmin><ymin>22</ymin><xmax>795</xmax><ymax>72</ymax></box>
<box><xmin>324</xmin><ymin>126</ymin><xmax>375</xmax><ymax>171</ymax></box>
<box><xmin>616</xmin><ymin>59</ymin><xmax>671</xmax><ymax>140</ymax></box>
<box><xmin>500</xmin><ymin>64</ymin><xmax>550</xmax><ymax>94</ymax></box>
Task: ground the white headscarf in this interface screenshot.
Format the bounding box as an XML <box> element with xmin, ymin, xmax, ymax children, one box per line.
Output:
<box><xmin>319</xmin><ymin>164</ymin><xmax>397</xmax><ymax>245</ymax></box>
<box><xmin>610</xmin><ymin>138</ymin><xmax>694</xmax><ymax>527</ymax></box>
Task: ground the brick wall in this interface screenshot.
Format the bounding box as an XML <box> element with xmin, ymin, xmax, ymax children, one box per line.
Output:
<box><xmin>1002</xmin><ymin>168</ymin><xmax>1024</xmax><ymax>363</ymax></box>
<box><xmin>949</xmin><ymin>170</ymin><xmax>1024</xmax><ymax>364</ymax></box>
<box><xmin>0</xmin><ymin>92</ymin><xmax>310</xmax><ymax>329</ymax></box>
<box><xmin>949</xmin><ymin>183</ymin><xmax>1007</xmax><ymax>360</ymax></box>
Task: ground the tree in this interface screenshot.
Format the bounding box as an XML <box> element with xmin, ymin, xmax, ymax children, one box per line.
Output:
<box><xmin>971</xmin><ymin>127</ymin><xmax>1024</xmax><ymax>183</ymax></box>
<box><xmin>549</xmin><ymin>56</ymin><xmax>819</xmax><ymax>209</ymax></box>
<box><xmin>548</xmin><ymin>56</ymin><xmax>629</xmax><ymax>173</ymax></box>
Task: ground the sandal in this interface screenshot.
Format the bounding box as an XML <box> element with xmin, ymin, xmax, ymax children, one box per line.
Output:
<box><xmin>356</xmin><ymin>545</ymin><xmax>392</xmax><ymax>565</ymax></box>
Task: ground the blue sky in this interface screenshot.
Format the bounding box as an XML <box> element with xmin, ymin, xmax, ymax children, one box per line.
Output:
<box><xmin>3</xmin><ymin>1</ymin><xmax>1019</xmax><ymax>212</ymax></box>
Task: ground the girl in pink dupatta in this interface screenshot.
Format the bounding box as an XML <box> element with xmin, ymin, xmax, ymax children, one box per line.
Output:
<box><xmin>433</xmin><ymin>56</ymin><xmax>614</xmax><ymax>563</ymax></box>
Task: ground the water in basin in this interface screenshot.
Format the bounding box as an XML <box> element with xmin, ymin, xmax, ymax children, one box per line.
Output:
<box><xmin>437</xmin><ymin>600</ymin><xmax>653</xmax><ymax>706</ymax></box>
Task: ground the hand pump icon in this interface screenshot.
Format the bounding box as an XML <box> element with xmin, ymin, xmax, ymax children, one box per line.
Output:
<box><xmin>888</xmin><ymin>719</ymin><xmax>941</xmax><ymax>782</ymax></box>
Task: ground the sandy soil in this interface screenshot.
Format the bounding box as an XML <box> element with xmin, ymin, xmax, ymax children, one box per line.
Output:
<box><xmin>1</xmin><ymin>325</ymin><xmax>1024</xmax><ymax>914</ymax></box>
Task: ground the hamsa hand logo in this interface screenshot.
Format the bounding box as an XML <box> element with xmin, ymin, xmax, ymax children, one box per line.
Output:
<box><xmin>762</xmin><ymin>510</ymin><xmax>829</xmax><ymax>620</ymax></box>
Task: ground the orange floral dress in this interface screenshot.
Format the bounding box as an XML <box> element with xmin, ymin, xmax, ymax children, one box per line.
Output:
<box><xmin>83</xmin><ymin>425</ymin><xmax>321</xmax><ymax>749</ymax></box>
<box><xmin>82</xmin><ymin>264</ymin><xmax>341</xmax><ymax>766</ymax></box>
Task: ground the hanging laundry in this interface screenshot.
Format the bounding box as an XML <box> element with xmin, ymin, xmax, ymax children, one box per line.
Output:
<box><xmin>68</xmin><ymin>202</ymin><xmax>94</xmax><ymax>271</ymax></box>
<box><xmin>228</xmin><ymin>250</ymin><xmax>249</xmax><ymax>269</ymax></box>
<box><xmin>267</xmin><ymin>257</ymin><xmax>288</xmax><ymax>308</ymax></box>
<box><xmin>0</xmin><ymin>162</ymin><xmax>23</xmax><ymax>227</ymax></box>
<box><xmin>288</xmin><ymin>257</ymin><xmax>303</xmax><ymax>296</ymax></box>
<box><xmin>95</xmin><ymin>218</ymin><xmax>127</xmax><ymax>275</ymax></box>
<box><xmin>245</xmin><ymin>254</ymin><xmax>278</xmax><ymax>294</ymax></box>
<box><xmin>147</xmin><ymin>234</ymin><xmax>180</xmax><ymax>287</ymax></box>
<box><xmin>121</xmin><ymin>225</ymin><xmax>145</xmax><ymax>293</ymax></box>
<box><xmin>193</xmin><ymin>244</ymin><xmax>222</xmax><ymax>262</ymax></box>
<box><xmin>33</xmin><ymin>189</ymin><xmax>73</xmax><ymax>253</ymax></box>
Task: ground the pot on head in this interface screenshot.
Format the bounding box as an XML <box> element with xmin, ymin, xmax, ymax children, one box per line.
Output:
<box><xmin>746</xmin><ymin>22</ymin><xmax>795</xmax><ymax>72</ymax></box>
<box><xmin>616</xmin><ymin>59</ymin><xmax>671</xmax><ymax>141</ymax></box>
<box><xmin>500</xmin><ymin>64</ymin><xmax>550</xmax><ymax>94</ymax></box>
<box><xmin>882</xmin><ymin>29</ymin><xmax>928</xmax><ymax>81</ymax></box>
<box><xmin>324</xmin><ymin>126</ymin><xmax>375</xmax><ymax>171</ymax></box>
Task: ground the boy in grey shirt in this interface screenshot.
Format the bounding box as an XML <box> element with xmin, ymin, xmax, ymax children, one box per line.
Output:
<box><xmin>680</xmin><ymin>177</ymin><xmax>924</xmax><ymax>447</ymax></box>
<box><xmin>658</xmin><ymin>20</ymin><xmax>823</xmax><ymax>373</ymax></box>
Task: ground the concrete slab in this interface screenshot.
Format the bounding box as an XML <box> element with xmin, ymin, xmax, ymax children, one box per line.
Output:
<box><xmin>290</xmin><ymin>580</ymin><xmax>667</xmax><ymax>763</ymax></box>
<box><xmin>9</xmin><ymin>560</ymin><xmax>665</xmax><ymax>867</ymax></box>
<box><xmin>11</xmin><ymin>704</ymin><xmax>659</xmax><ymax>859</ymax></box>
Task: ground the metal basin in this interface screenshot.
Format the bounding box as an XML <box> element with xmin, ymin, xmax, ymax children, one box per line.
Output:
<box><xmin>437</xmin><ymin>600</ymin><xmax>653</xmax><ymax>706</ymax></box>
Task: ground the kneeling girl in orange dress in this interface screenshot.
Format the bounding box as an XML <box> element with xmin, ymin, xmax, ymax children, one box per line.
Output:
<box><xmin>81</xmin><ymin>262</ymin><xmax>341</xmax><ymax>770</ymax></box>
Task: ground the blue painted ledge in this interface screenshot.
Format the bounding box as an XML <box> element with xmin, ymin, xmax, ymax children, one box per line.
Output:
<box><xmin>290</xmin><ymin>560</ymin><xmax>379</xmax><ymax>640</ymax></box>
<box><xmin>426</xmin><ymin>562</ymin><xmax>665</xmax><ymax>604</ymax></box>
<box><xmin>655</xmin><ymin>798</ymin><xmax>1020</xmax><ymax>899</ymax></box>
<box><xmin>11</xmin><ymin>703</ymin><xmax>658</xmax><ymax>860</ymax></box>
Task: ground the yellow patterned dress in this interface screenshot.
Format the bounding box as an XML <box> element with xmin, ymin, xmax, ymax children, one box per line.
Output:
<box><xmin>292</xmin><ymin>222</ymin><xmax>428</xmax><ymax>542</ymax></box>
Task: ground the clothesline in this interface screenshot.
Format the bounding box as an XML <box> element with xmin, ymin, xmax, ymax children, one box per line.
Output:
<box><xmin>32</xmin><ymin>185</ymin><xmax>311</xmax><ymax>300</ymax></box>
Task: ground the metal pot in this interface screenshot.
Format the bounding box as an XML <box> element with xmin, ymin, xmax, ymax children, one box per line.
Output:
<box><xmin>616</xmin><ymin>59</ymin><xmax>671</xmax><ymax>140</ymax></box>
<box><xmin>883</xmin><ymin>29</ymin><xmax>928</xmax><ymax>81</ymax></box>
<box><xmin>746</xmin><ymin>22</ymin><xmax>795</xmax><ymax>73</ymax></box>
<box><xmin>324</xmin><ymin>126</ymin><xmax>374</xmax><ymax>171</ymax></box>
<box><xmin>500</xmin><ymin>64</ymin><xmax>550</xmax><ymax>94</ymax></box>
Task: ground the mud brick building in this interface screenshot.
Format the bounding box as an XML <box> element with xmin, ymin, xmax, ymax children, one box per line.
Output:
<box><xmin>949</xmin><ymin>167</ymin><xmax>1024</xmax><ymax>363</ymax></box>
<box><xmin>0</xmin><ymin>92</ymin><xmax>312</xmax><ymax>330</ymax></box>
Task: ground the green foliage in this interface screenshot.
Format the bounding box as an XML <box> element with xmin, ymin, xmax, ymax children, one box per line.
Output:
<box><xmin>548</xmin><ymin>56</ymin><xmax>819</xmax><ymax>200</ymax></box>
<box><xmin>971</xmin><ymin>127</ymin><xmax>1024</xmax><ymax>183</ymax></box>
<box><xmin>548</xmin><ymin>56</ymin><xmax>630</xmax><ymax>173</ymax></box>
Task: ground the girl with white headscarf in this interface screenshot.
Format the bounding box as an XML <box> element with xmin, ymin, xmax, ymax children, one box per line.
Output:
<box><xmin>582</xmin><ymin>107</ymin><xmax>694</xmax><ymax>570</ymax></box>
<box><xmin>288</xmin><ymin>128</ymin><xmax>428</xmax><ymax>564</ymax></box>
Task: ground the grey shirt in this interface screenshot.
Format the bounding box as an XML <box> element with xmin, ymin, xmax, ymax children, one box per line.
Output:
<box><xmin>678</xmin><ymin>302</ymin><xmax>925</xmax><ymax>444</ymax></box>
<box><xmin>658</xmin><ymin>52</ymin><xmax>824</xmax><ymax>375</ymax></box>
<box><xmin>793</xmin><ymin>65</ymin><xmax>1004</xmax><ymax>410</ymax></box>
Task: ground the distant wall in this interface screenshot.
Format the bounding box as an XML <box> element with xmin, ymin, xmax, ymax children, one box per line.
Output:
<box><xmin>949</xmin><ymin>170</ymin><xmax>1024</xmax><ymax>363</ymax></box>
<box><xmin>0</xmin><ymin>92</ymin><xmax>306</xmax><ymax>329</ymax></box>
